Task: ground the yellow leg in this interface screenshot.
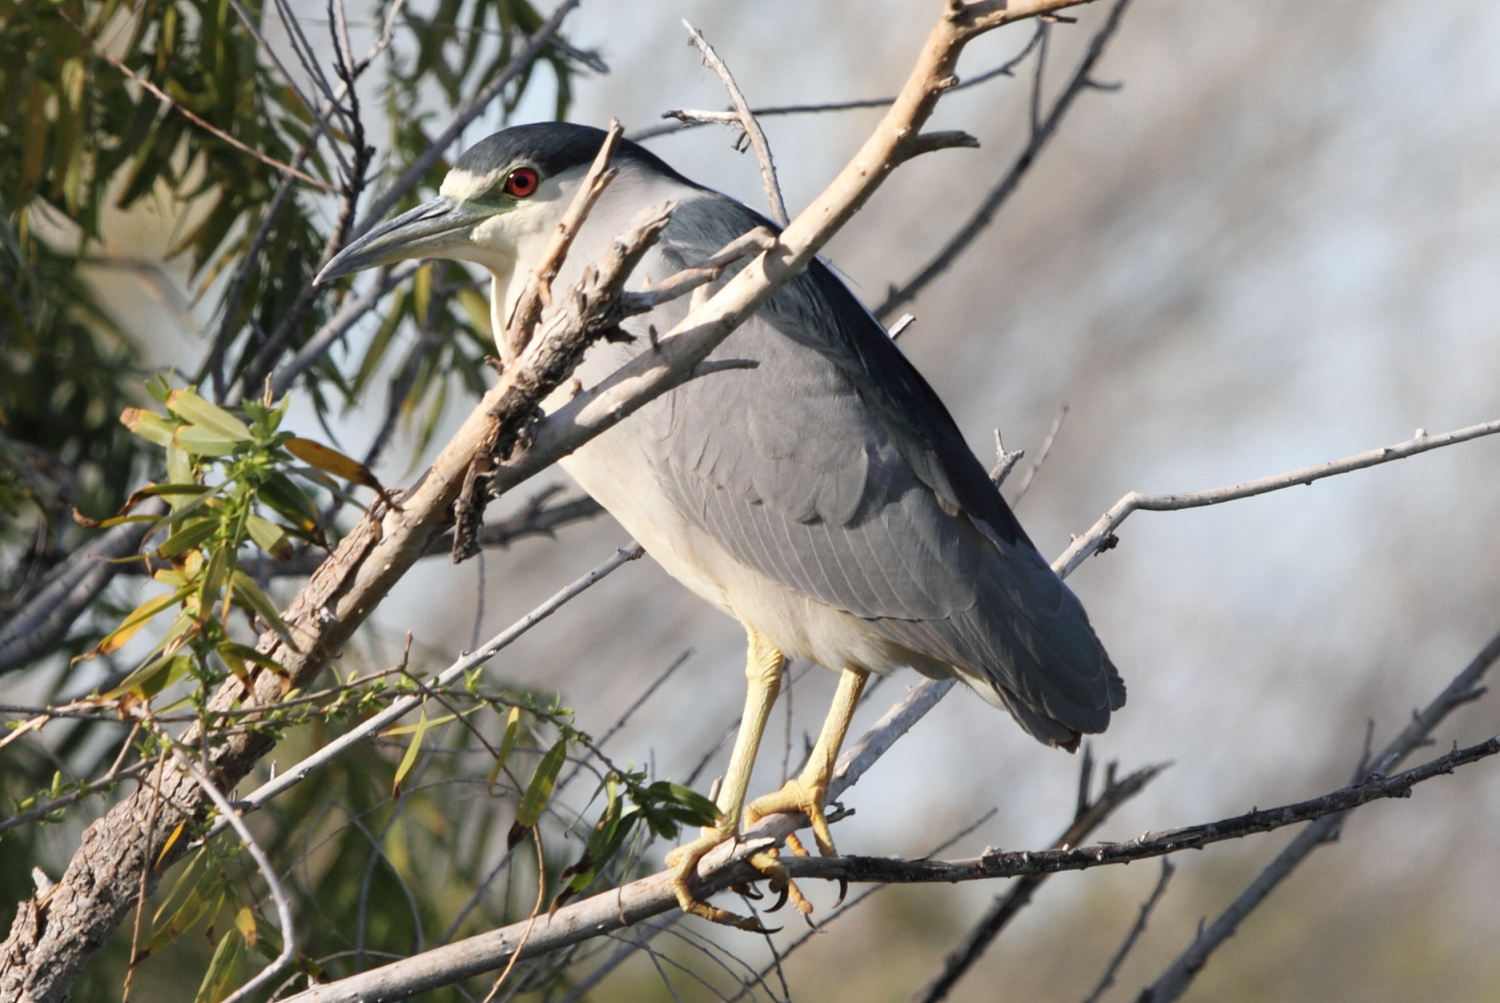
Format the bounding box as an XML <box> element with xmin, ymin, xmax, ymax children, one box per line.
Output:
<box><xmin>664</xmin><ymin>627</ymin><xmax>784</xmax><ymax>927</ymax></box>
<box><xmin>745</xmin><ymin>666</ymin><xmax>868</xmax><ymax>857</ymax></box>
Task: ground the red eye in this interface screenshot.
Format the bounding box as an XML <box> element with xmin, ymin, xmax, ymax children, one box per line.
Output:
<box><xmin>503</xmin><ymin>167</ymin><xmax>539</xmax><ymax>198</ymax></box>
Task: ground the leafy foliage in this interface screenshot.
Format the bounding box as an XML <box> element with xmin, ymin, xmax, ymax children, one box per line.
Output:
<box><xmin>0</xmin><ymin>1</ymin><xmax>621</xmax><ymax>997</ymax></box>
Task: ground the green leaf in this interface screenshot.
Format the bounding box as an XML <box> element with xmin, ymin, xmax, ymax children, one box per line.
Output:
<box><xmin>156</xmin><ymin>517</ymin><xmax>218</xmax><ymax>558</ymax></box>
<box><xmin>120</xmin><ymin>407</ymin><xmax>176</xmax><ymax>447</ymax></box>
<box><xmin>172</xmin><ymin>425</ymin><xmax>243</xmax><ymax>457</ymax></box>
<box><xmin>392</xmin><ymin>704</ymin><xmax>431</xmax><ymax>795</ymax></box>
<box><xmin>194</xmin><ymin>925</ymin><xmax>246</xmax><ymax>1003</ymax></box>
<box><xmin>215</xmin><ymin>642</ymin><xmax>285</xmax><ymax>676</ymax></box>
<box><xmin>229</xmin><ymin>570</ymin><xmax>291</xmax><ymax>641</ymax></box>
<box><xmin>258</xmin><ymin>473</ymin><xmax>322</xmax><ymax>539</ymax></box>
<box><xmin>488</xmin><ymin>706</ymin><xmax>522</xmax><ymax>788</ymax></box>
<box><xmin>245</xmin><ymin>512</ymin><xmax>293</xmax><ymax>561</ymax></box>
<box><xmin>509</xmin><ymin>738</ymin><xmax>567</xmax><ymax>848</ymax></box>
<box><xmin>106</xmin><ymin>651</ymin><xmax>193</xmax><ymax>700</ymax></box>
<box><xmin>656</xmin><ymin>782</ymin><xmax>719</xmax><ymax>827</ymax></box>
<box><xmin>166</xmin><ymin>389</ymin><xmax>253</xmax><ymax>442</ymax></box>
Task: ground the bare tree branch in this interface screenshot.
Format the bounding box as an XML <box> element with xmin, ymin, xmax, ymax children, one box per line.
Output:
<box><xmin>1009</xmin><ymin>402</ymin><xmax>1068</xmax><ymax>506</ymax></box>
<box><xmin>874</xmin><ymin>0</ymin><xmax>1133</xmax><ymax>321</ymax></box>
<box><xmin>629</xmin><ymin>26</ymin><xmax>1046</xmax><ymax>143</ymax></box>
<box><xmin>0</xmin><ymin>499</ymin><xmax>164</xmax><ymax>675</ymax></box>
<box><xmin>907</xmin><ymin>756</ymin><xmax>1166</xmax><ymax>1003</ymax></box>
<box><xmin>681</xmin><ymin>21</ymin><xmax>788</xmax><ymax>226</ymax></box>
<box><xmin>1055</xmin><ymin>417</ymin><xmax>1500</xmax><ymax>578</ymax></box>
<box><xmin>1132</xmin><ymin>625</ymin><xmax>1500</xmax><ymax>1003</ymax></box>
<box><xmin>273</xmin><ymin>726</ymin><xmax>1496</xmax><ymax>1003</ymax></box>
<box><xmin>1082</xmin><ymin>858</ymin><xmax>1174</xmax><ymax>1003</ymax></box>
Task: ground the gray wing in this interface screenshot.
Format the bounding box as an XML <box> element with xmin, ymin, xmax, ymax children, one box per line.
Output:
<box><xmin>647</xmin><ymin>197</ymin><xmax>1125</xmax><ymax>746</ymax></box>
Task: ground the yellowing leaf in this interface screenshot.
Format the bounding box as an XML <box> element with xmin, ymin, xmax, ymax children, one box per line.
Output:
<box><xmin>121</xmin><ymin>408</ymin><xmax>176</xmax><ymax>447</ymax></box>
<box><xmin>166</xmin><ymin>389</ymin><xmax>253</xmax><ymax>442</ymax></box>
<box><xmin>284</xmin><ymin>437</ymin><xmax>386</xmax><ymax>496</ymax></box>
<box><xmin>234</xmin><ymin>906</ymin><xmax>257</xmax><ymax>947</ymax></box>
<box><xmin>488</xmin><ymin>706</ymin><xmax>522</xmax><ymax>788</ymax></box>
<box><xmin>86</xmin><ymin>589</ymin><xmax>182</xmax><ymax>659</ymax></box>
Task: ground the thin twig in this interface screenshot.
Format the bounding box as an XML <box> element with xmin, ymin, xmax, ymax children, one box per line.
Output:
<box><xmin>1010</xmin><ymin>403</ymin><xmax>1068</xmax><ymax>505</ymax></box>
<box><xmin>201</xmin><ymin>545</ymin><xmax>643</xmax><ymax>842</ymax></box>
<box><xmin>989</xmin><ymin>429</ymin><xmax>1025</xmax><ymax>488</ymax></box>
<box><xmin>630</xmin><ymin>28</ymin><xmax>1046</xmax><ymax>143</ymax></box>
<box><xmin>908</xmin><ymin>758</ymin><xmax>1166</xmax><ymax>1003</ymax></box>
<box><xmin>119</xmin><ymin>752</ymin><xmax>161</xmax><ymax>1003</ymax></box>
<box><xmin>274</xmin><ymin>728</ymin><xmax>1500</xmax><ymax>1003</ymax></box>
<box><xmin>224</xmin><ymin>0</ymin><xmax>349</xmax><ymax>175</ymax></box>
<box><xmin>267</xmin><ymin>261</ymin><xmax>421</xmax><ymax>400</ymax></box>
<box><xmin>874</xmin><ymin>0</ymin><xmax>1133</xmax><ymax>320</ymax></box>
<box><xmin>162</xmin><ymin>743</ymin><xmax>297</xmax><ymax>1003</ymax></box>
<box><xmin>0</xmin><ymin>760</ymin><xmax>155</xmax><ymax>837</ymax></box>
<box><xmin>1055</xmin><ymin>417</ymin><xmax>1500</xmax><ymax>578</ymax></box>
<box><xmin>1082</xmin><ymin>857</ymin><xmax>1174</xmax><ymax>1003</ymax></box>
<box><xmin>681</xmin><ymin>22</ymin><xmax>788</xmax><ymax>226</ymax></box>
<box><xmin>1133</xmin><ymin>625</ymin><xmax>1500</xmax><ymax>1003</ymax></box>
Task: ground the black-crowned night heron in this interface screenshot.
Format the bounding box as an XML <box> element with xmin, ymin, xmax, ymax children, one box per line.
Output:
<box><xmin>321</xmin><ymin>122</ymin><xmax>1124</xmax><ymax>925</ymax></box>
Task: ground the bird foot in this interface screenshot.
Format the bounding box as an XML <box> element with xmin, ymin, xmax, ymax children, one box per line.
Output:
<box><xmin>745</xmin><ymin>776</ymin><xmax>840</xmax><ymax>857</ymax></box>
<box><xmin>746</xmin><ymin>845</ymin><xmax>814</xmax><ymax>917</ymax></box>
<box><xmin>664</xmin><ymin>826</ymin><xmax>774</xmax><ymax>932</ymax></box>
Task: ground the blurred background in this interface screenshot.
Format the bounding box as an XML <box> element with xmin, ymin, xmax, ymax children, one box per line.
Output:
<box><xmin>7</xmin><ymin>0</ymin><xmax>1500</xmax><ymax>1000</ymax></box>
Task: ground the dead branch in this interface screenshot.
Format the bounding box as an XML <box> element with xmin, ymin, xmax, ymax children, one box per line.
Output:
<box><xmin>908</xmin><ymin>757</ymin><xmax>1166</xmax><ymax>1003</ymax></box>
<box><xmin>874</xmin><ymin>0</ymin><xmax>1133</xmax><ymax>321</ymax></box>
<box><xmin>501</xmin><ymin>122</ymin><xmax>625</xmax><ymax>363</ymax></box>
<box><xmin>1055</xmin><ymin>417</ymin><xmax>1500</xmax><ymax>577</ymax></box>
<box><xmin>681</xmin><ymin>21</ymin><xmax>788</xmax><ymax>226</ymax></box>
<box><xmin>1131</xmin><ymin>624</ymin><xmax>1500</xmax><ymax>1003</ymax></box>
<box><xmin>275</xmin><ymin>727</ymin><xmax>1496</xmax><ymax>1003</ymax></box>
<box><xmin>1083</xmin><ymin>858</ymin><xmax>1175</xmax><ymax>1003</ymax></box>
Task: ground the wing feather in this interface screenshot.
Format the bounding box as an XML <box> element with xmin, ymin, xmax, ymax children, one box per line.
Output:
<box><xmin>641</xmin><ymin>194</ymin><xmax>1124</xmax><ymax>745</ymax></box>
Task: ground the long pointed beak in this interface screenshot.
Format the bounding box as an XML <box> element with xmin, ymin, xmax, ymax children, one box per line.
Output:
<box><xmin>316</xmin><ymin>196</ymin><xmax>496</xmax><ymax>284</ymax></box>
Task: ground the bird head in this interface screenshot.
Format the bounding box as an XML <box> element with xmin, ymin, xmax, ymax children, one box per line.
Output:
<box><xmin>318</xmin><ymin>123</ymin><xmax>701</xmax><ymax>357</ymax></box>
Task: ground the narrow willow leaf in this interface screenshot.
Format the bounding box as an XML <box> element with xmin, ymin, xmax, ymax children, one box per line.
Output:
<box><xmin>244</xmin><ymin>512</ymin><xmax>293</xmax><ymax>561</ymax></box>
<box><xmin>229</xmin><ymin>570</ymin><xmax>291</xmax><ymax>640</ymax></box>
<box><xmin>392</xmin><ymin>705</ymin><xmax>430</xmax><ymax>795</ymax></box>
<box><xmin>216</xmin><ymin>642</ymin><xmax>285</xmax><ymax>675</ymax></box>
<box><xmin>166</xmin><ymin>389</ymin><xmax>253</xmax><ymax>441</ymax></box>
<box><xmin>156</xmin><ymin>517</ymin><xmax>217</xmax><ymax>558</ymax></box>
<box><xmin>258</xmin><ymin>473</ymin><xmax>322</xmax><ymax>538</ymax></box>
<box><xmin>382</xmin><ymin>711</ymin><xmax>462</xmax><ymax>737</ymax></box>
<box><xmin>88</xmin><ymin>589</ymin><xmax>183</xmax><ymax>658</ymax></box>
<box><xmin>509</xmin><ymin>739</ymin><xmax>567</xmax><ymax>848</ymax></box>
<box><xmin>193</xmin><ymin>926</ymin><xmax>246</xmax><ymax>1003</ymax></box>
<box><xmin>488</xmin><ymin>706</ymin><xmax>522</xmax><ymax>788</ymax></box>
<box><xmin>172</xmin><ymin>425</ymin><xmax>243</xmax><ymax>457</ymax></box>
<box><xmin>284</xmin><ymin>437</ymin><xmax>386</xmax><ymax>496</ymax></box>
